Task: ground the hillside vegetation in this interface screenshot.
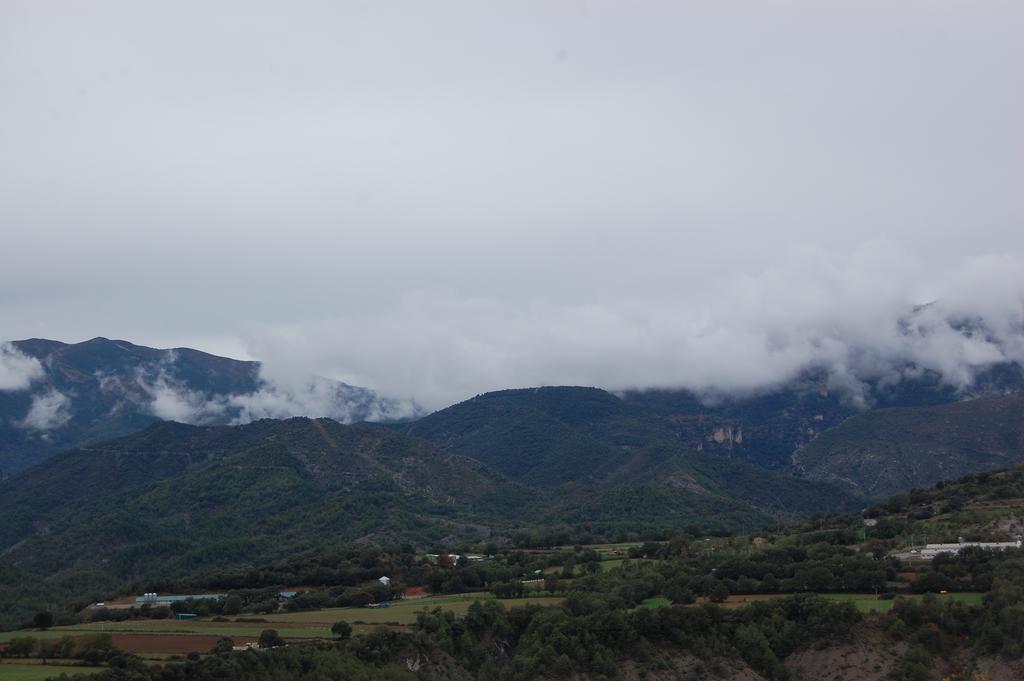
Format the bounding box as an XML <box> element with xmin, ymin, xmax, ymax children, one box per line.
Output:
<box><xmin>403</xmin><ymin>387</ymin><xmax>858</xmax><ymax>510</ymax></box>
<box><xmin>792</xmin><ymin>395</ymin><xmax>1024</xmax><ymax>497</ymax></box>
<box><xmin>621</xmin><ymin>362</ymin><xmax>1024</xmax><ymax>469</ymax></box>
<box><xmin>6</xmin><ymin>463</ymin><xmax>1024</xmax><ymax>681</ymax></box>
<box><xmin>6</xmin><ymin>336</ymin><xmax>1024</xmax><ymax>484</ymax></box>
<box><xmin>0</xmin><ymin>414</ymin><xmax>858</xmax><ymax>629</ymax></box>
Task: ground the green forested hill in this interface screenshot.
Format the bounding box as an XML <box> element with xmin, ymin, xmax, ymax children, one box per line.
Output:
<box><xmin>0</xmin><ymin>413</ymin><xmax>856</xmax><ymax>582</ymax></box>
<box><xmin>403</xmin><ymin>387</ymin><xmax>861</xmax><ymax>514</ymax></box>
<box><xmin>0</xmin><ymin>411</ymin><xmax>863</xmax><ymax>628</ymax></box>
<box><xmin>408</xmin><ymin>383</ymin><xmax>1024</xmax><ymax>505</ymax></box>
<box><xmin>0</xmin><ymin>419</ymin><xmax>531</xmax><ymax>591</ymax></box>
<box><xmin>621</xmin><ymin>363</ymin><xmax>1024</xmax><ymax>469</ymax></box>
<box><xmin>404</xmin><ymin>387</ymin><xmax>668</xmax><ymax>485</ymax></box>
<box><xmin>791</xmin><ymin>395</ymin><xmax>1024</xmax><ymax>497</ymax></box>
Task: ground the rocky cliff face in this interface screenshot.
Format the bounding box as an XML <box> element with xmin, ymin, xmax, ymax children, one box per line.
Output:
<box><xmin>710</xmin><ymin>425</ymin><xmax>743</xmax><ymax>446</ymax></box>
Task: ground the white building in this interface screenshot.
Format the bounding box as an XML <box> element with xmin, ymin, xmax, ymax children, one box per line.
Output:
<box><xmin>894</xmin><ymin>537</ymin><xmax>1022</xmax><ymax>561</ymax></box>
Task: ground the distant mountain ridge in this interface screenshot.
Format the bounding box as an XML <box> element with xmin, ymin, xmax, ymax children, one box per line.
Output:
<box><xmin>3</xmin><ymin>334</ymin><xmax>1023</xmax><ymax>495</ymax></box>
<box><xmin>403</xmin><ymin>386</ymin><xmax>859</xmax><ymax>514</ymax></box>
<box><xmin>0</xmin><ymin>337</ymin><xmax>419</xmax><ymax>474</ymax></box>
<box><xmin>790</xmin><ymin>395</ymin><xmax>1024</xmax><ymax>497</ymax></box>
<box><xmin>618</xmin><ymin>361</ymin><xmax>1024</xmax><ymax>469</ymax></box>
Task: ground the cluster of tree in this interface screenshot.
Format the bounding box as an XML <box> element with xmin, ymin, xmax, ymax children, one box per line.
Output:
<box><xmin>509</xmin><ymin>526</ymin><xmax>676</xmax><ymax>549</ymax></box>
<box><xmin>882</xmin><ymin>554</ymin><xmax>1024</xmax><ymax>680</ymax></box>
<box><xmin>865</xmin><ymin>467</ymin><xmax>1024</xmax><ymax>524</ymax></box>
<box><xmin>915</xmin><ymin>544</ymin><xmax>1023</xmax><ymax>590</ymax></box>
<box><xmin>167</xmin><ymin>544</ymin><xmax>420</xmax><ymax>592</ymax></box>
<box><xmin>34</xmin><ymin>642</ymin><xmax>416</xmax><ymax>681</ymax></box>
<box><xmin>412</xmin><ymin>592</ymin><xmax>861</xmax><ymax>680</ymax></box>
<box><xmin>26</xmin><ymin>596</ymin><xmax>861</xmax><ymax>681</ymax></box>
<box><xmin>626</xmin><ymin>540</ymin><xmax>893</xmax><ymax>602</ymax></box>
<box><xmin>0</xmin><ymin>632</ymin><xmax>130</xmax><ymax>667</ymax></box>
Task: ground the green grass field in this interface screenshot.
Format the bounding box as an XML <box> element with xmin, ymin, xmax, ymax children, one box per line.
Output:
<box><xmin>551</xmin><ymin>542</ymin><xmax>643</xmax><ymax>554</ymax></box>
<box><xmin>640</xmin><ymin>597</ymin><xmax>671</xmax><ymax>608</ymax></box>
<box><xmin>544</xmin><ymin>557</ymin><xmax>659</xmax><ymax>574</ymax></box>
<box><xmin>21</xmin><ymin>620</ymin><xmax>331</xmax><ymax>639</ymax></box>
<box><xmin>266</xmin><ymin>594</ymin><xmax>565</xmax><ymax>626</ymax></box>
<box><xmin>0</xmin><ymin>631</ymin><xmax>78</xmax><ymax>644</ymax></box>
<box><xmin>822</xmin><ymin>592</ymin><xmax>984</xmax><ymax>613</ymax></box>
<box><xmin>0</xmin><ymin>663</ymin><xmax>98</xmax><ymax>680</ymax></box>
<box><xmin>701</xmin><ymin>591</ymin><xmax>986</xmax><ymax>613</ymax></box>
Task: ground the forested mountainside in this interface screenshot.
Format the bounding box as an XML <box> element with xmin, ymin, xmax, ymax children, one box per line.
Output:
<box><xmin>620</xmin><ymin>362</ymin><xmax>1024</xmax><ymax>469</ymax></box>
<box><xmin>406</xmin><ymin>385</ymin><xmax>1024</xmax><ymax>501</ymax></box>
<box><xmin>0</xmin><ymin>419</ymin><xmax>523</xmax><ymax>583</ymax></box>
<box><xmin>0</xmin><ymin>415</ymin><xmax>859</xmax><ymax>628</ymax></box>
<box><xmin>3</xmin><ymin>377</ymin><xmax>1024</xmax><ymax>618</ymax></box>
<box><xmin>3</xmin><ymin>335</ymin><xmax>1023</xmax><ymax>489</ymax></box>
<box><xmin>0</xmin><ymin>338</ymin><xmax>416</xmax><ymax>474</ymax></box>
<box><xmin>4</xmin><ymin>335</ymin><xmax>1023</xmax><ymax>482</ymax></box>
<box><xmin>791</xmin><ymin>395</ymin><xmax>1024</xmax><ymax>497</ymax></box>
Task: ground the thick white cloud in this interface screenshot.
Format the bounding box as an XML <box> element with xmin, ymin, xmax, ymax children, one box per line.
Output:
<box><xmin>238</xmin><ymin>245</ymin><xmax>1024</xmax><ymax>409</ymax></box>
<box><xmin>18</xmin><ymin>389</ymin><xmax>72</xmax><ymax>431</ymax></box>
<box><xmin>0</xmin><ymin>344</ymin><xmax>43</xmax><ymax>391</ymax></box>
<box><xmin>226</xmin><ymin>371</ymin><xmax>418</xmax><ymax>425</ymax></box>
<box><xmin>132</xmin><ymin>352</ymin><xmax>417</xmax><ymax>425</ymax></box>
<box><xmin>136</xmin><ymin>370</ymin><xmax>228</xmax><ymax>424</ymax></box>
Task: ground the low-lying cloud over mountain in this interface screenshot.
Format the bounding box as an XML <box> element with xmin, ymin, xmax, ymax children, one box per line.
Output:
<box><xmin>0</xmin><ymin>338</ymin><xmax>419</xmax><ymax>473</ymax></box>
<box><xmin>131</xmin><ymin>354</ymin><xmax>418</xmax><ymax>426</ymax></box>
<box><xmin>4</xmin><ymin>248</ymin><xmax>1022</xmax><ymax>418</ymax></box>
<box><xmin>0</xmin><ymin>344</ymin><xmax>44</xmax><ymax>392</ymax></box>
<box><xmin>1</xmin><ymin>342</ymin><xmax>414</xmax><ymax>430</ymax></box>
<box><xmin>235</xmin><ymin>246</ymin><xmax>1024</xmax><ymax>409</ymax></box>
<box><xmin>17</xmin><ymin>389</ymin><xmax>72</xmax><ymax>432</ymax></box>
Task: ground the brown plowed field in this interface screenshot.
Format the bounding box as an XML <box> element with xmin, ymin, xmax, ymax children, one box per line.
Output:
<box><xmin>403</xmin><ymin>586</ymin><xmax>429</xmax><ymax>599</ymax></box>
<box><xmin>111</xmin><ymin>634</ymin><xmax>258</xmax><ymax>654</ymax></box>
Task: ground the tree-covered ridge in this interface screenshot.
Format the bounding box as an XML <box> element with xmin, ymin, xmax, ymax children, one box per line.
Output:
<box><xmin>622</xmin><ymin>362</ymin><xmax>1024</xmax><ymax>469</ymax></box>
<box><xmin>0</xmin><ymin>414</ymin><xmax>856</xmax><ymax>630</ymax></box>
<box><xmin>402</xmin><ymin>386</ymin><xmax>863</xmax><ymax>511</ymax></box>
<box><xmin>792</xmin><ymin>395</ymin><xmax>1024</xmax><ymax>497</ymax></box>
<box><xmin>406</xmin><ymin>385</ymin><xmax>1024</xmax><ymax>506</ymax></box>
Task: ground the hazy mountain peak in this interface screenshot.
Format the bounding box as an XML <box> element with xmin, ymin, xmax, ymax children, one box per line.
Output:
<box><xmin>0</xmin><ymin>337</ymin><xmax>421</xmax><ymax>474</ymax></box>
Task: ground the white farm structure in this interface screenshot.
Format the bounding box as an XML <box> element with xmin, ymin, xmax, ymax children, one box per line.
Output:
<box><xmin>894</xmin><ymin>537</ymin><xmax>1022</xmax><ymax>561</ymax></box>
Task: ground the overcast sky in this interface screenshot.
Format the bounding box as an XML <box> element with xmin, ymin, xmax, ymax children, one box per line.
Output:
<box><xmin>2</xmin><ymin>1</ymin><xmax>1023</xmax><ymax>408</ymax></box>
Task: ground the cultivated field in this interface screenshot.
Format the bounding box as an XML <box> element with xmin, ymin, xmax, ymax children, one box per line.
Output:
<box><xmin>263</xmin><ymin>594</ymin><xmax>565</xmax><ymax>626</ymax></box>
<box><xmin>699</xmin><ymin>591</ymin><xmax>985</xmax><ymax>612</ymax></box>
<box><xmin>1</xmin><ymin>590</ymin><xmax>983</xmax><ymax>667</ymax></box>
<box><xmin>0</xmin><ymin>593</ymin><xmax>566</xmax><ymax>659</ymax></box>
<box><xmin>824</xmin><ymin>591</ymin><xmax>984</xmax><ymax>613</ymax></box>
<box><xmin>0</xmin><ymin>662</ymin><xmax>98</xmax><ymax>680</ymax></box>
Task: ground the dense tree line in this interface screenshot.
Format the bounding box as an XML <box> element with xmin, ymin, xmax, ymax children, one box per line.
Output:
<box><xmin>883</xmin><ymin>553</ymin><xmax>1024</xmax><ymax>680</ymax></box>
